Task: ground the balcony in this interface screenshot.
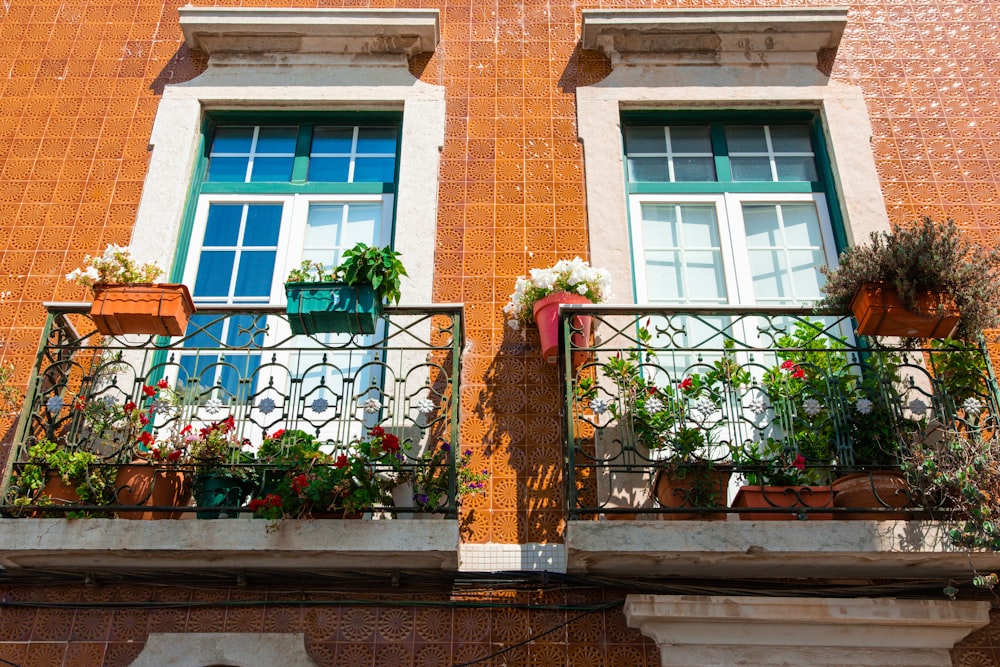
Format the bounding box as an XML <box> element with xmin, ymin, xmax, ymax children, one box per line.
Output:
<box><xmin>0</xmin><ymin>303</ymin><xmax>463</xmax><ymax>573</ymax></box>
<box><xmin>560</xmin><ymin>304</ymin><xmax>1000</xmax><ymax>578</ymax></box>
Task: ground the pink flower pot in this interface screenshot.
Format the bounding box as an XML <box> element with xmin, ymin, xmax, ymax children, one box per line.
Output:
<box><xmin>532</xmin><ymin>291</ymin><xmax>594</xmax><ymax>365</ymax></box>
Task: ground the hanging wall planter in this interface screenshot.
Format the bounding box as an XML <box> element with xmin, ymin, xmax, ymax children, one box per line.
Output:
<box><xmin>532</xmin><ymin>291</ymin><xmax>594</xmax><ymax>365</ymax></box>
<box><xmin>849</xmin><ymin>283</ymin><xmax>959</xmax><ymax>338</ymax></box>
<box><xmin>90</xmin><ymin>283</ymin><xmax>195</xmax><ymax>337</ymax></box>
<box><xmin>285</xmin><ymin>281</ymin><xmax>380</xmax><ymax>335</ymax></box>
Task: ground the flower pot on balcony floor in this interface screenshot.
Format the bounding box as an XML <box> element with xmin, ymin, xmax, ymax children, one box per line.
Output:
<box><xmin>732</xmin><ymin>485</ymin><xmax>834</xmax><ymax>521</ymax></box>
<box><xmin>849</xmin><ymin>283</ymin><xmax>959</xmax><ymax>338</ymax></box>
<box><xmin>832</xmin><ymin>471</ymin><xmax>913</xmax><ymax>520</ymax></box>
<box><xmin>90</xmin><ymin>283</ymin><xmax>195</xmax><ymax>337</ymax></box>
<box><xmin>192</xmin><ymin>472</ymin><xmax>253</xmax><ymax>519</ymax></box>
<box><xmin>652</xmin><ymin>466</ymin><xmax>731</xmax><ymax>520</ymax></box>
<box><xmin>532</xmin><ymin>291</ymin><xmax>593</xmax><ymax>366</ymax></box>
<box><xmin>115</xmin><ymin>462</ymin><xmax>192</xmax><ymax>520</ymax></box>
<box><xmin>285</xmin><ymin>281</ymin><xmax>381</xmax><ymax>335</ymax></box>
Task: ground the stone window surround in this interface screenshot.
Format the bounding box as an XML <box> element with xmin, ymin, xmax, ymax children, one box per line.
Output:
<box><xmin>129</xmin><ymin>7</ymin><xmax>445</xmax><ymax>305</ymax></box>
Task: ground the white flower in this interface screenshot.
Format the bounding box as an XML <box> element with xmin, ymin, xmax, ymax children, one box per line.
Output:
<box><xmin>802</xmin><ymin>398</ymin><xmax>823</xmax><ymax>417</ymax></box>
<box><xmin>962</xmin><ymin>397</ymin><xmax>983</xmax><ymax>417</ymax></box>
<box><xmin>589</xmin><ymin>397</ymin><xmax>610</xmax><ymax>415</ymax></box>
<box><xmin>908</xmin><ymin>398</ymin><xmax>928</xmax><ymax>416</ymax></box>
<box><xmin>204</xmin><ymin>397</ymin><xmax>224</xmax><ymax>415</ymax></box>
<box><xmin>576</xmin><ymin>284</ymin><xmax>587</xmax><ymax>295</ymax></box>
<box><xmin>257</xmin><ymin>397</ymin><xmax>276</xmax><ymax>415</ymax></box>
<box><xmin>363</xmin><ymin>397</ymin><xmax>382</xmax><ymax>414</ymax></box>
<box><xmin>416</xmin><ymin>398</ymin><xmax>436</xmax><ymax>415</ymax></box>
<box><xmin>748</xmin><ymin>396</ymin><xmax>769</xmax><ymax>417</ymax></box>
<box><xmin>644</xmin><ymin>397</ymin><xmax>664</xmax><ymax>414</ymax></box>
<box><xmin>310</xmin><ymin>397</ymin><xmax>329</xmax><ymax>413</ymax></box>
<box><xmin>507</xmin><ymin>319</ymin><xmax>520</xmax><ymax>331</ymax></box>
<box><xmin>45</xmin><ymin>396</ymin><xmax>64</xmax><ymax>413</ymax></box>
<box><xmin>150</xmin><ymin>397</ymin><xmax>174</xmax><ymax>416</ymax></box>
<box><xmin>855</xmin><ymin>398</ymin><xmax>873</xmax><ymax>415</ymax></box>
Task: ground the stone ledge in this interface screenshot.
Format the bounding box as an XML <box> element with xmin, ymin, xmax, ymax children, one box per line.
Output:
<box><xmin>0</xmin><ymin>518</ymin><xmax>458</xmax><ymax>571</ymax></box>
<box><xmin>566</xmin><ymin>520</ymin><xmax>1000</xmax><ymax>579</ymax></box>
<box><xmin>179</xmin><ymin>7</ymin><xmax>440</xmax><ymax>56</ymax></box>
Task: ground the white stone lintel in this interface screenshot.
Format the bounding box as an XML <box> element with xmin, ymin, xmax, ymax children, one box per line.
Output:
<box><xmin>581</xmin><ymin>7</ymin><xmax>848</xmax><ymax>66</ymax></box>
<box><xmin>179</xmin><ymin>7</ymin><xmax>440</xmax><ymax>57</ymax></box>
<box><xmin>625</xmin><ymin>594</ymin><xmax>990</xmax><ymax>667</ymax></box>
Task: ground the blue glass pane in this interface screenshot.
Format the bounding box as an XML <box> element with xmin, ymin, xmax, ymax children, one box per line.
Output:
<box><xmin>183</xmin><ymin>314</ymin><xmax>225</xmax><ymax>347</ymax></box>
<box><xmin>356</xmin><ymin>127</ymin><xmax>397</xmax><ymax>153</ymax></box>
<box><xmin>225</xmin><ymin>314</ymin><xmax>267</xmax><ymax>347</ymax></box>
<box><xmin>220</xmin><ymin>354</ymin><xmax>262</xmax><ymax>398</ymax></box>
<box><xmin>206</xmin><ymin>157</ymin><xmax>248</xmax><ymax>182</ymax></box>
<box><xmin>234</xmin><ymin>251</ymin><xmax>276</xmax><ymax>297</ymax></box>
<box><xmin>211</xmin><ymin>127</ymin><xmax>254</xmax><ymax>153</ymax></box>
<box><xmin>194</xmin><ymin>251</ymin><xmax>235</xmax><ymax>297</ymax></box>
<box><xmin>353</xmin><ymin>157</ymin><xmax>396</xmax><ymax>183</ymax></box>
<box><xmin>255</xmin><ymin>126</ymin><xmax>297</xmax><ymax>153</ymax></box>
<box><xmin>308</xmin><ymin>157</ymin><xmax>350</xmax><ymax>182</ymax></box>
<box><xmin>178</xmin><ymin>354</ymin><xmax>221</xmax><ymax>393</ymax></box>
<box><xmin>243</xmin><ymin>204</ymin><xmax>282</xmax><ymax>246</ymax></box>
<box><xmin>203</xmin><ymin>204</ymin><xmax>243</xmax><ymax>246</ymax></box>
<box><xmin>249</xmin><ymin>157</ymin><xmax>293</xmax><ymax>182</ymax></box>
<box><xmin>311</xmin><ymin>127</ymin><xmax>354</xmax><ymax>153</ymax></box>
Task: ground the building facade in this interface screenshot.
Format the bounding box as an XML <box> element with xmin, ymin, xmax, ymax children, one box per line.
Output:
<box><xmin>0</xmin><ymin>0</ymin><xmax>1000</xmax><ymax>665</ymax></box>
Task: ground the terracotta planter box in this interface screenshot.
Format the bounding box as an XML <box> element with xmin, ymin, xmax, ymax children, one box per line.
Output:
<box><xmin>285</xmin><ymin>281</ymin><xmax>381</xmax><ymax>335</ymax></box>
<box><xmin>732</xmin><ymin>485</ymin><xmax>834</xmax><ymax>521</ymax></box>
<box><xmin>90</xmin><ymin>283</ymin><xmax>195</xmax><ymax>337</ymax></box>
<box><xmin>849</xmin><ymin>283</ymin><xmax>959</xmax><ymax>338</ymax></box>
<box><xmin>832</xmin><ymin>471</ymin><xmax>913</xmax><ymax>520</ymax></box>
<box><xmin>652</xmin><ymin>466</ymin><xmax>731</xmax><ymax>520</ymax></box>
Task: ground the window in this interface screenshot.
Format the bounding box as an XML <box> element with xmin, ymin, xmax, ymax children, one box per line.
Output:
<box><xmin>177</xmin><ymin>115</ymin><xmax>400</xmax><ymax>418</ymax></box>
<box><xmin>623</xmin><ymin>114</ymin><xmax>840</xmax><ymax>310</ymax></box>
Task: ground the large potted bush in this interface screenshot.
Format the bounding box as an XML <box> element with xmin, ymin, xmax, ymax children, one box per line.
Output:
<box><xmin>66</xmin><ymin>244</ymin><xmax>195</xmax><ymax>337</ymax></box>
<box><xmin>504</xmin><ymin>257</ymin><xmax>611</xmax><ymax>365</ymax></box>
<box><xmin>285</xmin><ymin>243</ymin><xmax>406</xmax><ymax>336</ymax></box>
<box><xmin>8</xmin><ymin>439</ymin><xmax>116</xmax><ymax>516</ymax></box>
<box><xmin>186</xmin><ymin>416</ymin><xmax>257</xmax><ymax>519</ymax></box>
<box><xmin>817</xmin><ymin>217</ymin><xmax>1000</xmax><ymax>339</ymax></box>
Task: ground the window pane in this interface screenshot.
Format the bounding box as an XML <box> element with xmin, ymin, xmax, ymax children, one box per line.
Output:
<box><xmin>206</xmin><ymin>157</ymin><xmax>249</xmax><ymax>182</ymax></box>
<box><xmin>780</xmin><ymin>203</ymin><xmax>823</xmax><ymax>246</ymax></box>
<box><xmin>743</xmin><ymin>205</ymin><xmax>781</xmax><ymax>248</ymax></box>
<box><xmin>234</xmin><ymin>251</ymin><xmax>276</xmax><ymax>297</ymax></box>
<box><xmin>255</xmin><ymin>126</ymin><xmax>297</xmax><ymax>153</ymax></box>
<box><xmin>730</xmin><ymin>157</ymin><xmax>772</xmax><ymax>181</ymax></box>
<box><xmin>243</xmin><ymin>204</ymin><xmax>283</xmax><ymax>246</ymax></box>
<box><xmin>641</xmin><ymin>204</ymin><xmax>678</xmax><ymax>247</ymax></box>
<box><xmin>342</xmin><ymin>204</ymin><xmax>381</xmax><ymax>247</ymax></box>
<box><xmin>304</xmin><ymin>204</ymin><xmax>345</xmax><ymax>250</ymax></box>
<box><xmin>769</xmin><ymin>125</ymin><xmax>813</xmax><ymax>152</ymax></box>
<box><xmin>225</xmin><ymin>315</ymin><xmax>266</xmax><ymax>347</ymax></box>
<box><xmin>194</xmin><ymin>251</ymin><xmax>235</xmax><ymax>297</ymax></box>
<box><xmin>353</xmin><ymin>157</ymin><xmax>396</xmax><ymax>183</ymax></box>
<box><xmin>685</xmin><ymin>250</ymin><xmax>726</xmax><ymax>302</ymax></box>
<box><xmin>775</xmin><ymin>156</ymin><xmax>818</xmax><ymax>181</ymax></box>
<box><xmin>183</xmin><ymin>314</ymin><xmax>224</xmax><ymax>347</ymax></box>
<box><xmin>628</xmin><ymin>157</ymin><xmax>669</xmax><ymax>182</ymax></box>
<box><xmin>249</xmin><ymin>157</ymin><xmax>294</xmax><ymax>182</ymax></box>
<box><xmin>309</xmin><ymin>157</ymin><xmax>350</xmax><ymax>182</ymax></box>
<box><xmin>624</xmin><ymin>126</ymin><xmax>666</xmax><ymax>153</ymax></box>
<box><xmin>644</xmin><ymin>251</ymin><xmax>682</xmax><ymax>302</ymax></box>
<box><xmin>669</xmin><ymin>126</ymin><xmax>712</xmax><ymax>153</ymax></box>
<box><xmin>788</xmin><ymin>250</ymin><xmax>826</xmax><ymax>299</ymax></box>
<box><xmin>357</xmin><ymin>127</ymin><xmax>397</xmax><ymax>153</ymax></box>
<box><xmin>211</xmin><ymin>127</ymin><xmax>254</xmax><ymax>153</ymax></box>
<box><xmin>725</xmin><ymin>125</ymin><xmax>767</xmax><ymax>152</ymax></box>
<box><xmin>312</xmin><ymin>127</ymin><xmax>354</xmax><ymax>153</ymax></box>
<box><xmin>678</xmin><ymin>205</ymin><xmax>720</xmax><ymax>247</ymax></box>
<box><xmin>748</xmin><ymin>250</ymin><xmax>790</xmax><ymax>300</ymax></box>
<box><xmin>673</xmin><ymin>157</ymin><xmax>716</xmax><ymax>182</ymax></box>
<box><xmin>204</xmin><ymin>204</ymin><xmax>243</xmax><ymax>246</ymax></box>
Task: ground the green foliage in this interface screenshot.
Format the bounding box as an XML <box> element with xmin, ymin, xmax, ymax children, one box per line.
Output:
<box><xmin>186</xmin><ymin>416</ymin><xmax>257</xmax><ymax>482</ymax></box>
<box><xmin>285</xmin><ymin>260</ymin><xmax>336</xmax><ymax>284</ymax></box>
<box><xmin>818</xmin><ymin>217</ymin><xmax>1000</xmax><ymax>339</ymax></box>
<box><xmin>338</xmin><ymin>243</ymin><xmax>407</xmax><ymax>305</ymax></box>
<box><xmin>0</xmin><ymin>362</ymin><xmax>23</xmax><ymax>421</ymax></box>
<box><xmin>403</xmin><ymin>442</ymin><xmax>488</xmax><ymax>512</ymax></box>
<box><xmin>9</xmin><ymin>439</ymin><xmax>116</xmax><ymax>514</ymax></box>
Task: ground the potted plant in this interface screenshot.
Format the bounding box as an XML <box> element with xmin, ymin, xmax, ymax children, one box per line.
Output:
<box><xmin>817</xmin><ymin>217</ymin><xmax>1000</xmax><ymax>339</ymax></box>
<box><xmin>186</xmin><ymin>416</ymin><xmax>257</xmax><ymax>519</ymax></box>
<box><xmin>395</xmin><ymin>442</ymin><xmax>489</xmax><ymax>517</ymax></box>
<box><xmin>504</xmin><ymin>257</ymin><xmax>611</xmax><ymax>365</ymax></box>
<box><xmin>731</xmin><ymin>440</ymin><xmax>834</xmax><ymax>520</ymax></box>
<box><xmin>284</xmin><ymin>243</ymin><xmax>407</xmax><ymax>335</ymax></box>
<box><xmin>8</xmin><ymin>439</ymin><xmax>116</xmax><ymax>517</ymax></box>
<box><xmin>66</xmin><ymin>244</ymin><xmax>195</xmax><ymax>337</ymax></box>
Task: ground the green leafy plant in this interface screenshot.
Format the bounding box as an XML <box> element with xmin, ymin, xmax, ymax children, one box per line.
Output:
<box><xmin>65</xmin><ymin>244</ymin><xmax>164</xmax><ymax>289</ymax></box>
<box><xmin>403</xmin><ymin>442</ymin><xmax>489</xmax><ymax>512</ymax></box>
<box><xmin>338</xmin><ymin>243</ymin><xmax>407</xmax><ymax>306</ymax></box>
<box><xmin>185</xmin><ymin>416</ymin><xmax>257</xmax><ymax>482</ymax></box>
<box><xmin>285</xmin><ymin>260</ymin><xmax>337</xmax><ymax>284</ymax></box>
<box><xmin>817</xmin><ymin>217</ymin><xmax>1000</xmax><ymax>339</ymax></box>
<box><xmin>9</xmin><ymin>439</ymin><xmax>116</xmax><ymax>515</ymax></box>
<box><xmin>0</xmin><ymin>362</ymin><xmax>23</xmax><ymax>422</ymax></box>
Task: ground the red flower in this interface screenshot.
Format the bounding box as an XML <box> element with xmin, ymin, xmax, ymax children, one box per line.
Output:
<box><xmin>291</xmin><ymin>474</ymin><xmax>310</xmax><ymax>494</ymax></box>
<box><xmin>268</xmin><ymin>429</ymin><xmax>285</xmax><ymax>441</ymax></box>
<box><xmin>334</xmin><ymin>454</ymin><xmax>349</xmax><ymax>469</ymax></box>
<box><xmin>181</xmin><ymin>424</ymin><xmax>192</xmax><ymax>435</ymax></box>
<box><xmin>137</xmin><ymin>431</ymin><xmax>154</xmax><ymax>446</ymax></box>
<box><xmin>248</xmin><ymin>498</ymin><xmax>264</xmax><ymax>511</ymax></box>
<box><xmin>139</xmin><ymin>413</ymin><xmax>149</xmax><ymax>426</ymax></box>
<box><xmin>222</xmin><ymin>415</ymin><xmax>235</xmax><ymax>430</ymax></box>
<box><xmin>123</xmin><ymin>401</ymin><xmax>137</xmax><ymax>413</ymax></box>
<box><xmin>167</xmin><ymin>449</ymin><xmax>182</xmax><ymax>462</ymax></box>
<box><xmin>679</xmin><ymin>377</ymin><xmax>693</xmax><ymax>391</ymax></box>
<box><xmin>74</xmin><ymin>398</ymin><xmax>86</xmax><ymax>410</ymax></box>
<box><xmin>370</xmin><ymin>426</ymin><xmax>385</xmax><ymax>437</ymax></box>
<box><xmin>792</xmin><ymin>454</ymin><xmax>806</xmax><ymax>470</ymax></box>
<box><xmin>142</xmin><ymin>385</ymin><xmax>156</xmax><ymax>397</ymax></box>
<box><xmin>381</xmin><ymin>433</ymin><xmax>400</xmax><ymax>453</ymax></box>
<box><xmin>781</xmin><ymin>360</ymin><xmax>795</xmax><ymax>370</ymax></box>
<box><xmin>264</xmin><ymin>493</ymin><xmax>282</xmax><ymax>508</ymax></box>
<box><xmin>791</xmin><ymin>366</ymin><xmax>805</xmax><ymax>379</ymax></box>
<box><xmin>158</xmin><ymin>378</ymin><xmax>170</xmax><ymax>389</ymax></box>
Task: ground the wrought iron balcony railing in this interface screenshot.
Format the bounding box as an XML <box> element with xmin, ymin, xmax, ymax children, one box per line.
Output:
<box><xmin>1</xmin><ymin>302</ymin><xmax>463</xmax><ymax>519</ymax></box>
<box><xmin>560</xmin><ymin>305</ymin><xmax>1000</xmax><ymax>519</ymax></box>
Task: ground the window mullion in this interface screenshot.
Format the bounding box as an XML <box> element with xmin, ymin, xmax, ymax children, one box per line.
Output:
<box><xmin>710</xmin><ymin>124</ymin><xmax>730</xmax><ymax>184</ymax></box>
<box><xmin>291</xmin><ymin>125</ymin><xmax>312</xmax><ymax>184</ymax></box>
